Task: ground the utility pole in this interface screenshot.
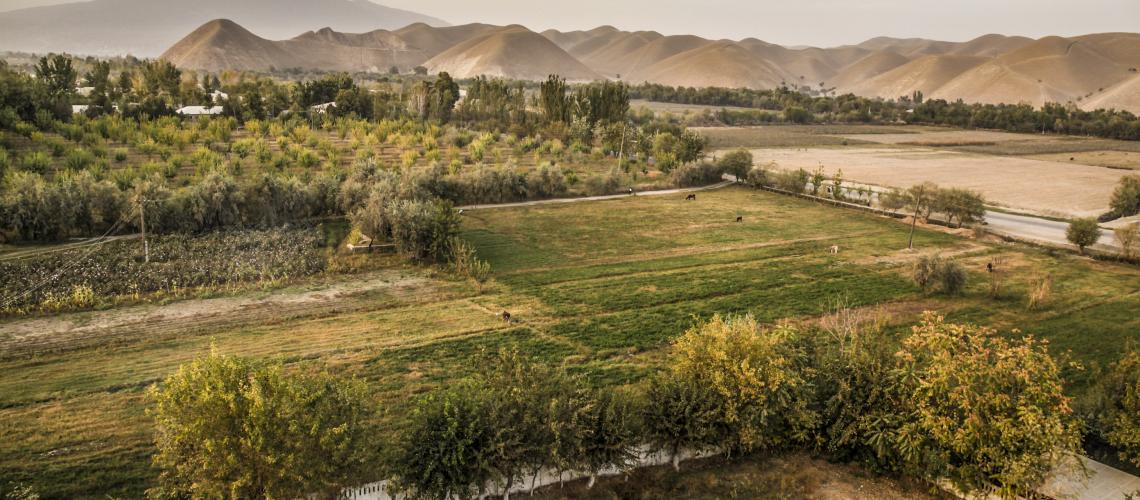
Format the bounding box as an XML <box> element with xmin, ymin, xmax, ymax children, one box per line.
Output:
<box><xmin>139</xmin><ymin>197</ymin><xmax>149</xmax><ymax>264</ymax></box>
<box><xmin>907</xmin><ymin>186</ymin><xmax>925</xmax><ymax>251</ymax></box>
<box><xmin>617</xmin><ymin>121</ymin><xmax>628</xmax><ymax>172</ymax></box>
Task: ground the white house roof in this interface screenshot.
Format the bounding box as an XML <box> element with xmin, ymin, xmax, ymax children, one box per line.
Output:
<box><xmin>311</xmin><ymin>102</ymin><xmax>337</xmax><ymax>113</ymax></box>
<box><xmin>71</xmin><ymin>104</ymin><xmax>90</xmax><ymax>114</ymax></box>
<box><xmin>176</xmin><ymin>105</ymin><xmax>224</xmax><ymax>116</ymax></box>
<box><xmin>75</xmin><ymin>87</ymin><xmax>94</xmax><ymax>97</ymax></box>
<box><xmin>209</xmin><ymin>90</ymin><xmax>229</xmax><ymax>102</ymax></box>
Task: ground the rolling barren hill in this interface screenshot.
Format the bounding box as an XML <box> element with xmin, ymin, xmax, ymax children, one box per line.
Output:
<box><xmin>160</xmin><ymin>20</ymin><xmax>1140</xmax><ymax>112</ymax></box>
<box><xmin>0</xmin><ymin>0</ymin><xmax>446</xmax><ymax>57</ymax></box>
<box><xmin>423</xmin><ymin>25</ymin><xmax>601</xmax><ymax>81</ymax></box>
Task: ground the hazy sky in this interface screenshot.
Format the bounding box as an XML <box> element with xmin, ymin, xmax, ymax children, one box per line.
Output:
<box><xmin>2</xmin><ymin>0</ymin><xmax>1137</xmax><ymax>47</ymax></box>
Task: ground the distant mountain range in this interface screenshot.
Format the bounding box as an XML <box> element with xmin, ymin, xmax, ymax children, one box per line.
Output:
<box><xmin>161</xmin><ymin>20</ymin><xmax>1140</xmax><ymax>113</ymax></box>
<box><xmin>0</xmin><ymin>0</ymin><xmax>447</xmax><ymax>57</ymax></box>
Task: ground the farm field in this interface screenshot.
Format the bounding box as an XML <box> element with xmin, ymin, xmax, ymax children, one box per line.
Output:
<box><xmin>744</xmin><ymin>146</ymin><xmax>1128</xmax><ymax>218</ymax></box>
<box><xmin>696</xmin><ymin>125</ymin><xmax>1135</xmax><ymax>218</ymax></box>
<box><xmin>2</xmin><ymin>187</ymin><xmax>1140</xmax><ymax>497</ymax></box>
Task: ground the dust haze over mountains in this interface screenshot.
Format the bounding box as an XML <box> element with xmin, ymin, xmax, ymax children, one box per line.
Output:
<box><xmin>0</xmin><ymin>0</ymin><xmax>447</xmax><ymax>57</ymax></box>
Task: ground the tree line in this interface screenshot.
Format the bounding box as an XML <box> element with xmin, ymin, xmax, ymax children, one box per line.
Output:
<box><xmin>629</xmin><ymin>82</ymin><xmax>1140</xmax><ymax>141</ymax></box>
<box><xmin>144</xmin><ymin>309</ymin><xmax>1137</xmax><ymax>499</ymax></box>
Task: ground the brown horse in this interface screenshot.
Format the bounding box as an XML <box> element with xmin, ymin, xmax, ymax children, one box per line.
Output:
<box><xmin>736</xmin><ymin>216</ymin><xmax>743</xmax><ymax>223</ymax></box>
<box><xmin>686</xmin><ymin>194</ymin><xmax>697</xmax><ymax>201</ymax></box>
<box><xmin>502</xmin><ymin>311</ymin><xmax>512</xmax><ymax>323</ymax></box>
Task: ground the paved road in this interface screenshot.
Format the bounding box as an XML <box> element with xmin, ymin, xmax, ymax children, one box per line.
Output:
<box><xmin>457</xmin><ymin>180</ymin><xmax>734</xmax><ymax>211</ymax></box>
<box><xmin>985</xmin><ymin>210</ymin><xmax>1119</xmax><ymax>251</ymax></box>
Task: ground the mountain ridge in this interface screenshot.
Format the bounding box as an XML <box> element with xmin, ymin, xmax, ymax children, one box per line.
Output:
<box><xmin>159</xmin><ymin>19</ymin><xmax>1140</xmax><ymax>113</ymax></box>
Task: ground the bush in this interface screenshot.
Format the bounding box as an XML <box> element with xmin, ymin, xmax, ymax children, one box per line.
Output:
<box><xmin>895</xmin><ymin>313</ymin><xmax>1081</xmax><ymax>496</ymax></box>
<box><xmin>662</xmin><ymin>314</ymin><xmax>815</xmax><ymax>455</ymax></box>
<box><xmin>19</xmin><ymin>151</ymin><xmax>51</xmax><ymax>174</ymax></box>
<box><xmin>1026</xmin><ymin>274</ymin><xmax>1054</xmax><ymax>311</ymax></box>
<box><xmin>1090</xmin><ymin>347</ymin><xmax>1140</xmax><ymax>468</ymax></box>
<box><xmin>1066</xmin><ymin>218</ymin><xmax>1101</xmax><ymax>254</ymax></box>
<box><xmin>716</xmin><ymin>149</ymin><xmax>753</xmax><ymax>180</ymax></box>
<box><xmin>771</xmin><ymin>168</ymin><xmax>809</xmax><ymax>194</ymax></box>
<box><xmin>912</xmin><ymin>255</ymin><xmax>967</xmax><ymax>295</ymax></box>
<box><xmin>1110</xmin><ymin>175</ymin><xmax>1140</xmax><ymax>217</ymax></box>
<box><xmin>148</xmin><ymin>350</ymin><xmax>373</xmax><ymax>499</ymax></box>
<box><xmin>669</xmin><ymin>161</ymin><xmax>723</xmax><ymax>188</ymax></box>
<box><xmin>938</xmin><ymin>260</ymin><xmax>967</xmax><ymax>295</ymax></box>
<box><xmin>386</xmin><ymin>198</ymin><xmax>459</xmax><ymax>262</ymax></box>
<box><xmin>1115</xmin><ymin>223</ymin><xmax>1139</xmax><ymax>260</ymax></box>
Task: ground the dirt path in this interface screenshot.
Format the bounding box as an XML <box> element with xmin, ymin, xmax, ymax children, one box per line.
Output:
<box><xmin>0</xmin><ymin>269</ymin><xmax>432</xmax><ymax>359</ymax></box>
<box><xmin>457</xmin><ymin>180</ymin><xmax>734</xmax><ymax>211</ymax></box>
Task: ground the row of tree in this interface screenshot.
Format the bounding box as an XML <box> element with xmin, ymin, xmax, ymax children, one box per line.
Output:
<box><xmin>150</xmin><ymin>311</ymin><xmax>1110</xmax><ymax>499</ymax></box>
<box><xmin>629</xmin><ymin>82</ymin><xmax>1140</xmax><ymax>141</ymax></box>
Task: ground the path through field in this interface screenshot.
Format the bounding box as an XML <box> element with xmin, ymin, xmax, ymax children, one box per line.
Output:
<box><xmin>0</xmin><ymin>269</ymin><xmax>433</xmax><ymax>359</ymax></box>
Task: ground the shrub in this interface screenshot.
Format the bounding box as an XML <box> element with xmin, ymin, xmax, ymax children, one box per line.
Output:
<box><xmin>912</xmin><ymin>255</ymin><xmax>966</xmax><ymax>295</ymax></box>
<box><xmin>1090</xmin><ymin>347</ymin><xmax>1140</xmax><ymax>468</ymax></box>
<box><xmin>771</xmin><ymin>168</ymin><xmax>809</xmax><ymax>193</ymax></box>
<box><xmin>148</xmin><ymin>350</ymin><xmax>373</xmax><ymax>499</ymax></box>
<box><xmin>1027</xmin><ymin>273</ymin><xmax>1054</xmax><ymax>311</ymax></box>
<box><xmin>1066</xmin><ymin>218</ymin><xmax>1101</xmax><ymax>254</ymax></box>
<box><xmin>20</xmin><ymin>151</ymin><xmax>51</xmax><ymax>174</ymax></box>
<box><xmin>895</xmin><ymin>313</ymin><xmax>1081</xmax><ymax>496</ymax></box>
<box><xmin>1110</xmin><ymin>175</ymin><xmax>1140</xmax><ymax>217</ymax></box>
<box><xmin>807</xmin><ymin>305</ymin><xmax>907</xmax><ymax>472</ymax></box>
<box><xmin>663</xmin><ymin>314</ymin><xmax>815</xmax><ymax>455</ymax></box>
<box><xmin>938</xmin><ymin>260</ymin><xmax>967</xmax><ymax>295</ymax></box>
<box><xmin>1115</xmin><ymin>223</ymin><xmax>1139</xmax><ymax>260</ymax></box>
<box><xmin>717</xmin><ymin>149</ymin><xmax>753</xmax><ymax>180</ymax></box>
<box><xmin>669</xmin><ymin>161</ymin><xmax>723</xmax><ymax>188</ymax></box>
<box><xmin>386</xmin><ymin>199</ymin><xmax>460</xmax><ymax>262</ymax></box>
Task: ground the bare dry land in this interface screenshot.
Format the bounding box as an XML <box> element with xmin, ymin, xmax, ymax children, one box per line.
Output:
<box><xmin>747</xmin><ymin>146</ymin><xmax>1127</xmax><ymax>218</ymax></box>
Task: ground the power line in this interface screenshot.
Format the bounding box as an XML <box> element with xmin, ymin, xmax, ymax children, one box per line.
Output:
<box><xmin>0</xmin><ymin>215</ymin><xmax>129</xmax><ymax>310</ymax></box>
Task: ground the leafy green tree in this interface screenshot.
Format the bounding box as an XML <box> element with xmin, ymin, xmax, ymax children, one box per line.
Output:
<box><xmin>392</xmin><ymin>381</ymin><xmax>494</xmax><ymax>500</ymax></box>
<box><xmin>894</xmin><ymin>313</ymin><xmax>1081</xmax><ymax>497</ymax></box>
<box><xmin>1089</xmin><ymin>347</ymin><xmax>1140</xmax><ymax>468</ymax></box>
<box><xmin>577</xmin><ymin>388</ymin><xmax>640</xmax><ymax>489</ymax></box>
<box><xmin>539</xmin><ymin>75</ymin><xmax>571</xmax><ymax>124</ymax></box>
<box><xmin>35</xmin><ymin>54</ymin><xmax>77</xmax><ymax>99</ymax></box>
<box><xmin>643</xmin><ymin>374</ymin><xmax>719</xmax><ymax>470</ymax></box>
<box><xmin>386</xmin><ymin>198</ymin><xmax>460</xmax><ymax>262</ymax></box>
<box><xmin>807</xmin><ymin>308</ymin><xmax>908</xmax><ymax>472</ymax></box>
<box><xmin>1110</xmin><ymin>175</ymin><xmax>1140</xmax><ymax>217</ymax></box>
<box><xmin>148</xmin><ymin>349</ymin><xmax>374</xmax><ymax>499</ymax></box>
<box><xmin>665</xmin><ymin>314</ymin><xmax>816</xmax><ymax>455</ymax></box>
<box><xmin>1066</xmin><ymin>218</ymin><xmax>1101</xmax><ymax>255</ymax></box>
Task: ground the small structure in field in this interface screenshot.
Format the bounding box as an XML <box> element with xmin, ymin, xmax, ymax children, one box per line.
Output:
<box><xmin>176</xmin><ymin>105</ymin><xmax>224</xmax><ymax>116</ymax></box>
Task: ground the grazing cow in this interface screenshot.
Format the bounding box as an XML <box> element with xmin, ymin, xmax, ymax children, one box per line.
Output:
<box><xmin>736</xmin><ymin>216</ymin><xmax>744</xmax><ymax>223</ymax></box>
<box><xmin>502</xmin><ymin>311</ymin><xmax>512</xmax><ymax>323</ymax></box>
<box><xmin>457</xmin><ymin>209</ymin><xmax>465</xmax><ymax>215</ymax></box>
<box><xmin>829</xmin><ymin>245</ymin><xmax>840</xmax><ymax>255</ymax></box>
<box><xmin>629</xmin><ymin>187</ymin><xmax>635</xmax><ymax>196</ymax></box>
<box><xmin>686</xmin><ymin>194</ymin><xmax>697</xmax><ymax>201</ymax></box>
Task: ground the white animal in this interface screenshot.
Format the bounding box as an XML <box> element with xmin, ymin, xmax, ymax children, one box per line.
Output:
<box><xmin>829</xmin><ymin>245</ymin><xmax>840</xmax><ymax>254</ymax></box>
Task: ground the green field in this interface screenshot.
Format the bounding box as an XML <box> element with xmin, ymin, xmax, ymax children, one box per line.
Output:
<box><xmin>2</xmin><ymin>186</ymin><xmax>1139</xmax><ymax>497</ymax></box>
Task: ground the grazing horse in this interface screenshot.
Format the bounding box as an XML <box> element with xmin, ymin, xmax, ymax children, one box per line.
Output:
<box><xmin>686</xmin><ymin>194</ymin><xmax>697</xmax><ymax>201</ymax></box>
<box><xmin>736</xmin><ymin>216</ymin><xmax>744</xmax><ymax>223</ymax></box>
<box><xmin>502</xmin><ymin>311</ymin><xmax>512</xmax><ymax>323</ymax></box>
<box><xmin>987</xmin><ymin>262</ymin><xmax>994</xmax><ymax>273</ymax></box>
<box><xmin>829</xmin><ymin>245</ymin><xmax>840</xmax><ymax>255</ymax></box>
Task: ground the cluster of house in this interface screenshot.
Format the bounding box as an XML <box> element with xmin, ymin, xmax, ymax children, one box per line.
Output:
<box><xmin>70</xmin><ymin>88</ymin><xmax>230</xmax><ymax>116</ymax></box>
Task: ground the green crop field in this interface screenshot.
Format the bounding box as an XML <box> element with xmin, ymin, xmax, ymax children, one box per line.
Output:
<box><xmin>2</xmin><ymin>186</ymin><xmax>1139</xmax><ymax>497</ymax></box>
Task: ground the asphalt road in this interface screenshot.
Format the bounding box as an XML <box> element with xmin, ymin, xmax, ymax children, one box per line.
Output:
<box><xmin>985</xmin><ymin>210</ymin><xmax>1119</xmax><ymax>251</ymax></box>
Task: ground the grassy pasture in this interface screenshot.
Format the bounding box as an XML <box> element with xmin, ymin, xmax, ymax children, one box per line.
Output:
<box><xmin>2</xmin><ymin>187</ymin><xmax>1139</xmax><ymax>497</ymax></box>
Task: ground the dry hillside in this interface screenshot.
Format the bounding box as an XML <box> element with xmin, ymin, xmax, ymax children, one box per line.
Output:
<box><xmin>423</xmin><ymin>26</ymin><xmax>601</xmax><ymax>81</ymax></box>
<box><xmin>161</xmin><ymin>20</ymin><xmax>1140</xmax><ymax>112</ymax></box>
